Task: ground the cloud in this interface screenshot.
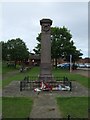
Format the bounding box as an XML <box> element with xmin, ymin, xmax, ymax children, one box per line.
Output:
<box><xmin>0</xmin><ymin>0</ymin><xmax>89</xmax><ymax>2</ymax></box>
<box><xmin>1</xmin><ymin>2</ymin><xmax>88</xmax><ymax>57</ymax></box>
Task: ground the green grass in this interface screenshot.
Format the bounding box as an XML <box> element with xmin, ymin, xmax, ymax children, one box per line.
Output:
<box><xmin>2</xmin><ymin>67</ymin><xmax>40</xmax><ymax>88</ymax></box>
<box><xmin>53</xmin><ymin>68</ymin><xmax>89</xmax><ymax>88</ymax></box>
<box><xmin>57</xmin><ymin>97</ymin><xmax>88</xmax><ymax>118</ymax></box>
<box><xmin>0</xmin><ymin>61</ymin><xmax>2</xmax><ymax>74</ymax></box>
<box><xmin>29</xmin><ymin>67</ymin><xmax>40</xmax><ymax>76</ymax></box>
<box><xmin>0</xmin><ymin>97</ymin><xmax>2</xmax><ymax>115</ymax></box>
<box><xmin>2</xmin><ymin>73</ymin><xmax>25</xmax><ymax>88</ymax></box>
<box><xmin>2</xmin><ymin>66</ymin><xmax>89</xmax><ymax>88</ymax></box>
<box><xmin>2</xmin><ymin>97</ymin><xmax>33</xmax><ymax>118</ymax></box>
<box><xmin>2</xmin><ymin>66</ymin><xmax>16</xmax><ymax>74</ymax></box>
<box><xmin>2</xmin><ymin>61</ymin><xmax>15</xmax><ymax>74</ymax></box>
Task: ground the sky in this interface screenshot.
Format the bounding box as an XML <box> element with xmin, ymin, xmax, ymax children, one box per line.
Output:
<box><xmin>0</xmin><ymin>1</ymin><xmax>89</xmax><ymax>58</ymax></box>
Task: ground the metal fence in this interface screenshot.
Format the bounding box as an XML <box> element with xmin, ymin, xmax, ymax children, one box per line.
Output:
<box><xmin>20</xmin><ymin>76</ymin><xmax>72</xmax><ymax>91</ymax></box>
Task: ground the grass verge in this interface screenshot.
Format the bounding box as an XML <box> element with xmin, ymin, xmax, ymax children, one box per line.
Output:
<box><xmin>57</xmin><ymin>97</ymin><xmax>88</xmax><ymax>118</ymax></box>
<box><xmin>2</xmin><ymin>97</ymin><xmax>33</xmax><ymax>118</ymax></box>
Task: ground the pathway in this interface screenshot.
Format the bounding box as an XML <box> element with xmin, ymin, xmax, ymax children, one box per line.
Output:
<box><xmin>30</xmin><ymin>93</ymin><xmax>61</xmax><ymax>118</ymax></box>
<box><xmin>2</xmin><ymin>70</ymin><xmax>19</xmax><ymax>80</ymax></box>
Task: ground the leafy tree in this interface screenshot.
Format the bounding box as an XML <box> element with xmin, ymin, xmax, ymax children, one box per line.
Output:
<box><xmin>33</xmin><ymin>26</ymin><xmax>83</xmax><ymax>67</ymax></box>
<box><xmin>33</xmin><ymin>33</ymin><xmax>41</xmax><ymax>55</ymax></box>
<box><xmin>2</xmin><ymin>38</ymin><xmax>29</xmax><ymax>67</ymax></box>
<box><xmin>0</xmin><ymin>41</ymin><xmax>8</xmax><ymax>61</ymax></box>
<box><xmin>51</xmin><ymin>27</ymin><xmax>83</xmax><ymax>66</ymax></box>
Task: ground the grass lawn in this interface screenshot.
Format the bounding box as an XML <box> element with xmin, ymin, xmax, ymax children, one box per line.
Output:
<box><xmin>0</xmin><ymin>61</ymin><xmax>2</xmax><ymax>74</ymax></box>
<box><xmin>0</xmin><ymin>97</ymin><xmax>2</xmax><ymax>116</ymax></box>
<box><xmin>53</xmin><ymin>68</ymin><xmax>89</xmax><ymax>88</ymax></box>
<box><xmin>2</xmin><ymin>66</ymin><xmax>89</xmax><ymax>88</ymax></box>
<box><xmin>2</xmin><ymin>61</ymin><xmax>17</xmax><ymax>74</ymax></box>
<box><xmin>2</xmin><ymin>97</ymin><xmax>33</xmax><ymax>118</ymax></box>
<box><xmin>2</xmin><ymin>67</ymin><xmax>40</xmax><ymax>88</ymax></box>
<box><xmin>57</xmin><ymin>97</ymin><xmax>88</xmax><ymax>118</ymax></box>
<box><xmin>2</xmin><ymin>66</ymin><xmax>16</xmax><ymax>75</ymax></box>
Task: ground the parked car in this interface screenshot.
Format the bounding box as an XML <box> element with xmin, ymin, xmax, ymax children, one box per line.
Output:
<box><xmin>57</xmin><ymin>63</ymin><xmax>66</xmax><ymax>68</ymax></box>
<box><xmin>78</xmin><ymin>63</ymin><xmax>86</xmax><ymax>68</ymax></box>
<box><xmin>85</xmin><ymin>63</ymin><xmax>90</xmax><ymax>68</ymax></box>
<box><xmin>62</xmin><ymin>63</ymin><xmax>70</xmax><ymax>68</ymax></box>
<box><xmin>57</xmin><ymin>64</ymin><xmax>63</xmax><ymax>67</ymax></box>
<box><xmin>57</xmin><ymin>63</ymin><xmax>78</xmax><ymax>70</ymax></box>
<box><xmin>57</xmin><ymin>63</ymin><xmax>70</xmax><ymax>69</ymax></box>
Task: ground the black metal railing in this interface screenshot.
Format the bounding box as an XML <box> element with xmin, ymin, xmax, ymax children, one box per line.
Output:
<box><xmin>20</xmin><ymin>76</ymin><xmax>72</xmax><ymax>91</ymax></box>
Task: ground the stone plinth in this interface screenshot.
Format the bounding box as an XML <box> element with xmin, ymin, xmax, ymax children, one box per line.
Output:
<box><xmin>39</xmin><ymin>18</ymin><xmax>53</xmax><ymax>81</ymax></box>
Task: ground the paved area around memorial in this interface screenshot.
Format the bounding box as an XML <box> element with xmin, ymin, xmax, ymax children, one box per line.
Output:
<box><xmin>2</xmin><ymin>81</ymin><xmax>88</xmax><ymax>97</ymax></box>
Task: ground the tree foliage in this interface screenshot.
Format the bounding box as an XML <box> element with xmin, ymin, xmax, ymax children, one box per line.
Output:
<box><xmin>33</xmin><ymin>26</ymin><xmax>83</xmax><ymax>67</ymax></box>
<box><xmin>33</xmin><ymin>33</ymin><xmax>41</xmax><ymax>55</ymax></box>
<box><xmin>1</xmin><ymin>41</ymin><xmax>8</xmax><ymax>60</ymax></box>
<box><xmin>1</xmin><ymin>38</ymin><xmax>29</xmax><ymax>67</ymax></box>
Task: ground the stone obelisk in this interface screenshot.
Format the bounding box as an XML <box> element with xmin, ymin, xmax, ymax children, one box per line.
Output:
<box><xmin>39</xmin><ymin>18</ymin><xmax>52</xmax><ymax>81</ymax></box>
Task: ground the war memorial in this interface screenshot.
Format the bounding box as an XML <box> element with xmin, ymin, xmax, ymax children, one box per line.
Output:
<box><xmin>19</xmin><ymin>19</ymin><xmax>72</xmax><ymax>92</ymax></box>
<box><xmin>2</xmin><ymin>18</ymin><xmax>88</xmax><ymax>119</ymax></box>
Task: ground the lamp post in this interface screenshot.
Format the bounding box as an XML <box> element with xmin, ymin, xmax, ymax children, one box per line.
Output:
<box><xmin>70</xmin><ymin>55</ymin><xmax>72</xmax><ymax>73</ymax></box>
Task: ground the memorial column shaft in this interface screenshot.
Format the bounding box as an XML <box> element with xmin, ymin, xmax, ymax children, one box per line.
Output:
<box><xmin>40</xmin><ymin>19</ymin><xmax>52</xmax><ymax>79</ymax></box>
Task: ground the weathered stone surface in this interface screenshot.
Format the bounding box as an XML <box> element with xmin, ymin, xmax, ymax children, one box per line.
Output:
<box><xmin>40</xmin><ymin>18</ymin><xmax>53</xmax><ymax>81</ymax></box>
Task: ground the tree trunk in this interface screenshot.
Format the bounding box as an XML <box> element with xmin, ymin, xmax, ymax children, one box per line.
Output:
<box><xmin>55</xmin><ymin>58</ymin><xmax>57</xmax><ymax>68</ymax></box>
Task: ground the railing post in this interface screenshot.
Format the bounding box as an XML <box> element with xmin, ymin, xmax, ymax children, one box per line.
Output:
<box><xmin>20</xmin><ymin>81</ymin><xmax>22</xmax><ymax>91</ymax></box>
<box><xmin>69</xmin><ymin>81</ymin><xmax>72</xmax><ymax>91</ymax></box>
<box><xmin>68</xmin><ymin>114</ymin><xmax>70</xmax><ymax>120</ymax></box>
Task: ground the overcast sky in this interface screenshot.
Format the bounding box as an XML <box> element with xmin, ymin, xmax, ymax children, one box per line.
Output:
<box><xmin>0</xmin><ymin>2</ymin><xmax>88</xmax><ymax>58</ymax></box>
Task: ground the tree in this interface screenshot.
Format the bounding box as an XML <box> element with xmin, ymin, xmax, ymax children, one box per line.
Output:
<box><xmin>0</xmin><ymin>41</ymin><xmax>8</xmax><ymax>61</ymax></box>
<box><xmin>3</xmin><ymin>38</ymin><xmax>29</xmax><ymax>67</ymax></box>
<box><xmin>33</xmin><ymin>33</ymin><xmax>41</xmax><ymax>55</ymax></box>
<box><xmin>33</xmin><ymin>26</ymin><xmax>83</xmax><ymax>67</ymax></box>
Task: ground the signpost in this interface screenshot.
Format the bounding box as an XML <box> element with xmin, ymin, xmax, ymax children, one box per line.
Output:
<box><xmin>70</xmin><ymin>55</ymin><xmax>72</xmax><ymax>73</ymax></box>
